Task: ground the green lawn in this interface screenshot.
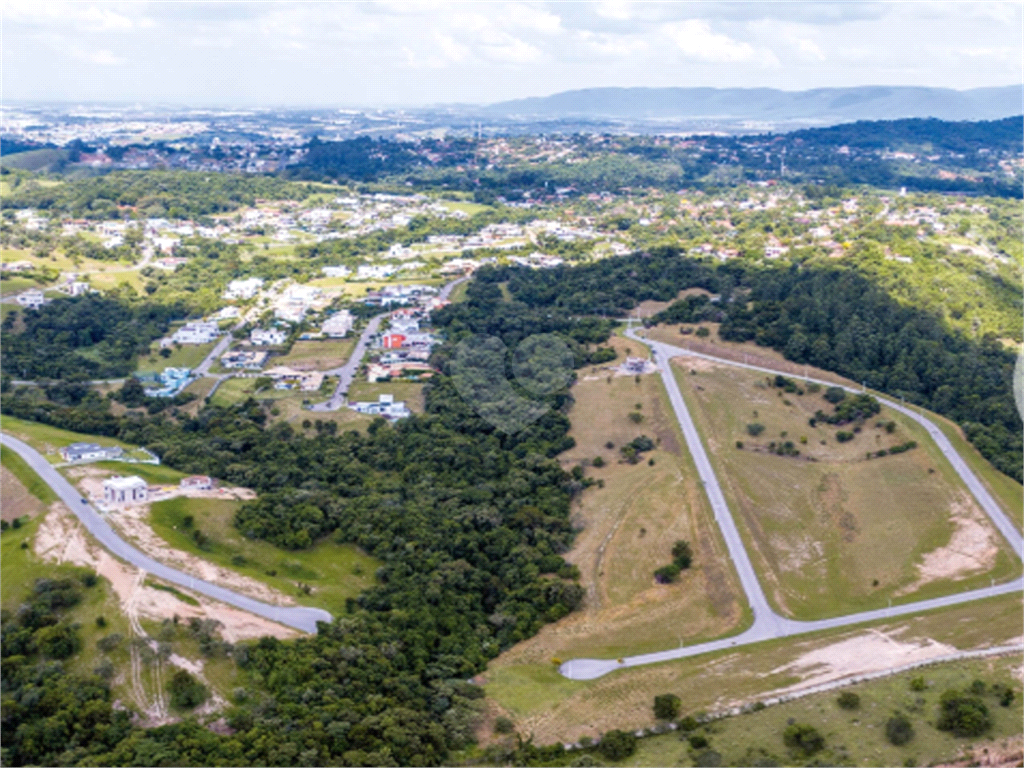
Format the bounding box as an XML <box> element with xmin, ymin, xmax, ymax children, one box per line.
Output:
<box><xmin>1</xmin><ymin>445</ymin><xmax>58</xmax><ymax>504</ymax></box>
<box><xmin>148</xmin><ymin>496</ymin><xmax>379</xmax><ymax>613</ymax></box>
<box><xmin>347</xmin><ymin>381</ymin><xmax>426</xmax><ymax>413</ymax></box>
<box><xmin>135</xmin><ymin>342</ymin><xmax>216</xmax><ymax>374</ymax></box>
<box><xmin>272</xmin><ymin>338</ymin><xmax>356</xmax><ymax>370</ymax></box>
<box><xmin>88</xmin><ymin>461</ymin><xmax>187</xmax><ymax>485</ymax></box>
<box><xmin>0</xmin><ymin>275</ymin><xmax>44</xmax><ymax>297</ymax></box>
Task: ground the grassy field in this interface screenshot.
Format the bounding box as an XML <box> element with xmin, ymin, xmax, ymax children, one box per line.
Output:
<box><xmin>348</xmin><ymin>380</ymin><xmax>426</xmax><ymax>413</ymax></box>
<box><xmin>623</xmin><ymin>655</ymin><xmax>1023</xmax><ymax>768</ymax></box>
<box><xmin>2</xmin><ymin>445</ymin><xmax>59</xmax><ymax>505</ymax></box>
<box><xmin>484</xmin><ymin>591</ymin><xmax>1023</xmax><ymax>746</ymax></box>
<box><xmin>1</xmin><ymin>415</ymin><xmax>143</xmax><ymax>463</ymax></box>
<box><xmin>135</xmin><ymin>342</ymin><xmax>216</xmax><ymax>373</ymax></box>
<box><xmin>490</xmin><ymin>334</ymin><xmax>748</xmax><ymax>675</ymax></box>
<box><xmin>0</xmin><ymin>275</ymin><xmax>42</xmax><ymax>297</ymax></box>
<box><xmin>642</xmin><ymin>322</ymin><xmax>1023</xmax><ymax>529</ymax></box>
<box><xmin>672</xmin><ymin>359</ymin><xmax>1020</xmax><ymax>620</ymax></box>
<box><xmin>148</xmin><ymin>496</ymin><xmax>378</xmax><ymax>613</ymax></box>
<box><xmin>271</xmin><ymin>337</ymin><xmax>356</xmax><ymax>370</ymax></box>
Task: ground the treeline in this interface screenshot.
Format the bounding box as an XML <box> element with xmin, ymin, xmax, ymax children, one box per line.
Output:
<box><xmin>0</xmin><ymin>171</ymin><xmax>321</xmax><ymax>219</ymax></box>
<box><xmin>478</xmin><ymin>252</ymin><xmax>1022</xmax><ymax>482</ymax></box>
<box><xmin>1</xmin><ymin>295</ymin><xmax>187</xmax><ymax>381</ymax></box>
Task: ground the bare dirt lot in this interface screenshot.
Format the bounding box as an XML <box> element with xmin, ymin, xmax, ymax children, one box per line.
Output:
<box><xmin>1</xmin><ymin>466</ymin><xmax>45</xmax><ymax>522</ymax></box>
<box><xmin>34</xmin><ymin>504</ymin><xmax>297</xmax><ymax>643</ymax></box>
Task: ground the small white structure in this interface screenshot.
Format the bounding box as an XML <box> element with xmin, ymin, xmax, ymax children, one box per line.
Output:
<box><xmin>15</xmin><ymin>288</ymin><xmax>45</xmax><ymax>310</ymax></box>
<box><xmin>180</xmin><ymin>475</ymin><xmax>213</xmax><ymax>491</ymax></box>
<box><xmin>223</xmin><ymin>277</ymin><xmax>264</xmax><ymax>301</ymax></box>
<box><xmin>321</xmin><ymin>265</ymin><xmax>351</xmax><ymax>278</ymax></box>
<box><xmin>171</xmin><ymin>321</ymin><xmax>220</xmax><ymax>345</ymax></box>
<box><xmin>103</xmin><ymin>475</ymin><xmax>148</xmax><ymax>505</ymax></box>
<box><xmin>250</xmin><ymin>328</ymin><xmax>287</xmax><ymax>346</ymax></box>
<box><xmin>321</xmin><ymin>310</ymin><xmax>354</xmax><ymax>338</ymax></box>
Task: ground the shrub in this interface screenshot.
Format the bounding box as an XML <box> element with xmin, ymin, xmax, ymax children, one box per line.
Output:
<box><xmin>886</xmin><ymin>713</ymin><xmax>914</xmax><ymax>745</ymax></box>
<box><xmin>746</xmin><ymin>422</ymin><xmax>765</xmax><ymax>437</ymax></box>
<box><xmin>735</xmin><ymin>440</ymin><xmax>744</xmax><ymax>449</ymax></box>
<box><xmin>782</xmin><ymin>723</ymin><xmax>824</xmax><ymax>755</ymax></box>
<box><xmin>654</xmin><ymin>693</ymin><xmax>681</xmax><ymax>720</ymax></box>
<box><xmin>824</xmin><ymin>386</ymin><xmax>846</xmax><ymax>404</ymax></box>
<box><xmin>628</xmin><ymin>411</ymin><xmax>643</xmax><ymax>424</ymax></box>
<box><xmin>654</xmin><ymin>563</ymin><xmax>681</xmax><ymax>583</ymax></box>
<box><xmin>96</xmin><ymin>633</ymin><xmax>123</xmax><ymax>653</ymax></box>
<box><xmin>592</xmin><ymin>456</ymin><xmax>605</xmax><ymax>467</ymax></box>
<box><xmin>695</xmin><ymin>327</ymin><xmax>710</xmax><ymax>338</ymax></box>
<box><xmin>671</xmin><ymin>540</ymin><xmax>693</xmax><ymax>569</ymax></box>
<box><xmin>936</xmin><ymin>690</ymin><xmax>991</xmax><ymax>737</ymax></box>
<box><xmin>167</xmin><ymin>669</ymin><xmax>209</xmax><ymax>709</ymax></box>
<box><xmin>836</xmin><ymin>691</ymin><xmax>860</xmax><ymax>710</ymax></box>
<box><xmin>493</xmin><ymin>716</ymin><xmax>514</xmax><ymax>735</ymax></box>
<box><xmin>693</xmin><ymin>749</ymin><xmax>722</xmax><ymax>767</ymax></box>
<box><xmin>677</xmin><ymin>716</ymin><xmax>699</xmax><ymax>732</ymax></box>
<box><xmin>909</xmin><ymin>676</ymin><xmax>926</xmax><ymax>692</ymax></box>
<box><xmin>688</xmin><ymin>734</ymin><xmax>709</xmax><ymax>749</ymax></box>
<box><xmin>836</xmin><ymin>430</ymin><xmax>854</xmax><ymax>442</ymax></box>
<box><xmin>598</xmin><ymin>729</ymin><xmax>637</xmax><ymax>760</ymax></box>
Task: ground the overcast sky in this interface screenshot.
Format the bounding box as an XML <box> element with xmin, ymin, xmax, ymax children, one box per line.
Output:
<box><xmin>3</xmin><ymin>1</ymin><xmax>1021</xmax><ymax>107</ymax></box>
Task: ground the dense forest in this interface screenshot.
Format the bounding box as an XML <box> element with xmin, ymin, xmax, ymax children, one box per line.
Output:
<box><xmin>1</xmin><ymin>302</ymin><xmax>594</xmax><ymax>764</ymax></box>
<box><xmin>0</xmin><ymin>296</ymin><xmax>187</xmax><ymax>381</ymax></box>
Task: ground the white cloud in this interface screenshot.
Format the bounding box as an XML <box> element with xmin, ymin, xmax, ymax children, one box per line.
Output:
<box><xmin>662</xmin><ymin>19</ymin><xmax>755</xmax><ymax>62</ymax></box>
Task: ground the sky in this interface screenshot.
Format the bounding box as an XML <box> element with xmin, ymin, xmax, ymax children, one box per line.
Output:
<box><xmin>3</xmin><ymin>1</ymin><xmax>1022</xmax><ymax>107</ymax></box>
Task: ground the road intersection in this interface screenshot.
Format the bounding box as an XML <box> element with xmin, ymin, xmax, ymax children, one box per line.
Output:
<box><xmin>558</xmin><ymin>326</ymin><xmax>1023</xmax><ymax>680</ymax></box>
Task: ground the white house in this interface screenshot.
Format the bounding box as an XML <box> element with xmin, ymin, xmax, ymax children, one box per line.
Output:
<box><xmin>357</xmin><ymin>264</ymin><xmax>397</xmax><ymax>280</ymax></box>
<box><xmin>15</xmin><ymin>289</ymin><xmax>45</xmax><ymax>310</ymax></box>
<box><xmin>60</xmin><ymin>443</ymin><xmax>124</xmax><ymax>463</ymax></box>
<box><xmin>390</xmin><ymin>315</ymin><xmax>420</xmax><ymax>334</ymax></box>
<box><xmin>223</xmin><ymin>277</ymin><xmax>264</xmax><ymax>301</ymax></box>
<box><xmin>250</xmin><ymin>328</ymin><xmax>287</xmax><ymax>346</ymax></box>
<box><xmin>321</xmin><ymin>310</ymin><xmax>354</xmax><ymax>338</ymax></box>
<box><xmin>321</xmin><ymin>265</ymin><xmax>351</xmax><ymax>278</ymax></box>
<box><xmin>103</xmin><ymin>476</ymin><xmax>149</xmax><ymax>505</ymax></box>
<box><xmin>171</xmin><ymin>321</ymin><xmax>220</xmax><ymax>345</ymax></box>
<box><xmin>348</xmin><ymin>393</ymin><xmax>411</xmax><ymax>421</ymax></box>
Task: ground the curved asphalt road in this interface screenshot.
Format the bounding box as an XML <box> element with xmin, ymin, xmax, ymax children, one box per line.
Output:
<box><xmin>1</xmin><ymin>433</ymin><xmax>332</xmax><ymax>634</ymax></box>
<box><xmin>559</xmin><ymin>326</ymin><xmax>1023</xmax><ymax>680</ymax></box>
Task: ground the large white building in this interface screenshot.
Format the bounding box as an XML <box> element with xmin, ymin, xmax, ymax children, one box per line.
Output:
<box><xmin>103</xmin><ymin>476</ymin><xmax>148</xmax><ymax>505</ymax></box>
<box><xmin>223</xmin><ymin>277</ymin><xmax>264</xmax><ymax>300</ymax></box>
<box><xmin>250</xmin><ymin>328</ymin><xmax>288</xmax><ymax>346</ymax></box>
<box><xmin>321</xmin><ymin>310</ymin><xmax>354</xmax><ymax>338</ymax></box>
<box><xmin>15</xmin><ymin>288</ymin><xmax>45</xmax><ymax>310</ymax></box>
<box><xmin>321</xmin><ymin>265</ymin><xmax>351</xmax><ymax>278</ymax></box>
<box><xmin>171</xmin><ymin>321</ymin><xmax>220</xmax><ymax>345</ymax></box>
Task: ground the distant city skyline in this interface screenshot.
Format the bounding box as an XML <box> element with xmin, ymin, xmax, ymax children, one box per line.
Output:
<box><xmin>3</xmin><ymin>1</ymin><xmax>1022</xmax><ymax>108</ymax></box>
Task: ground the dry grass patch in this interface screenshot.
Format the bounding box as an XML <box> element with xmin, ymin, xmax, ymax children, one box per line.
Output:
<box><xmin>493</xmin><ymin>334</ymin><xmax>746</xmax><ymax>667</ymax></box>
<box><xmin>272</xmin><ymin>338</ymin><xmax>356</xmax><ymax>371</ymax></box>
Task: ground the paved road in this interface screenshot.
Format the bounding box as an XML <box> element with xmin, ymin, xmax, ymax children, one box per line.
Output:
<box><xmin>559</xmin><ymin>326</ymin><xmax>1023</xmax><ymax>680</ymax></box>
<box><xmin>1</xmin><ymin>433</ymin><xmax>332</xmax><ymax>634</ymax></box>
<box><xmin>308</xmin><ymin>314</ymin><xmax>384</xmax><ymax>411</ymax></box>
<box><xmin>194</xmin><ymin>320</ymin><xmax>245</xmax><ymax>376</ymax></box>
<box><xmin>308</xmin><ymin>276</ymin><xmax>468</xmax><ymax>412</ymax></box>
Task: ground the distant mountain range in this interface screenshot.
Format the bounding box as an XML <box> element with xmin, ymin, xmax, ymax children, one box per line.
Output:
<box><xmin>481</xmin><ymin>86</ymin><xmax>1023</xmax><ymax>124</ymax></box>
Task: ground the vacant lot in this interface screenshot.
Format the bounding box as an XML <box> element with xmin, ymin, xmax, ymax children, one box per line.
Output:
<box><xmin>136</xmin><ymin>342</ymin><xmax>216</xmax><ymax>373</ymax></box>
<box><xmin>626</xmin><ymin>653</ymin><xmax>1023</xmax><ymax>768</ymax></box>
<box><xmin>491</xmin><ymin>334</ymin><xmax>747</xmax><ymax>672</ymax></box>
<box><xmin>148</xmin><ymin>496</ymin><xmax>378</xmax><ymax>613</ymax></box>
<box><xmin>272</xmin><ymin>338</ymin><xmax>356</xmax><ymax>371</ymax></box>
<box><xmin>673</xmin><ymin>359</ymin><xmax>1020</xmax><ymax>619</ymax></box>
<box><xmin>484</xmin><ymin>591</ymin><xmax>1023</xmax><ymax>747</ymax></box>
<box><xmin>348</xmin><ymin>380</ymin><xmax>426</xmax><ymax>413</ymax></box>
<box><xmin>643</xmin><ymin>322</ymin><xmax>1023</xmax><ymax>527</ymax></box>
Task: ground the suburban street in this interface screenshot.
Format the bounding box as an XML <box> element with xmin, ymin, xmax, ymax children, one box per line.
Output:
<box><xmin>558</xmin><ymin>327</ymin><xmax>1024</xmax><ymax>680</ymax></box>
<box><xmin>308</xmin><ymin>313</ymin><xmax>384</xmax><ymax>411</ymax></box>
<box><xmin>0</xmin><ymin>433</ymin><xmax>332</xmax><ymax>634</ymax></box>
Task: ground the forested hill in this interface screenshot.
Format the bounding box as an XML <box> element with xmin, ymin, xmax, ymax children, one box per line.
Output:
<box><xmin>782</xmin><ymin>116</ymin><xmax>1024</xmax><ymax>154</ymax></box>
<box><xmin>477</xmin><ymin>253</ymin><xmax>1022</xmax><ymax>483</ymax></box>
